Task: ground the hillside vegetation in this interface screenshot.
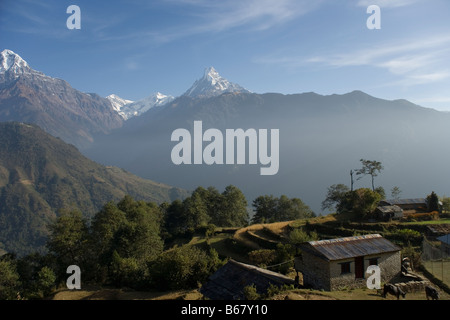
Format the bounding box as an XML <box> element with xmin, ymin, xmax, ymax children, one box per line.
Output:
<box><xmin>0</xmin><ymin>122</ymin><xmax>189</xmax><ymax>256</ymax></box>
<box><xmin>41</xmin><ymin>213</ymin><xmax>450</xmax><ymax>301</ymax></box>
<box><xmin>2</xmin><ymin>169</ymin><xmax>449</xmax><ymax>300</ymax></box>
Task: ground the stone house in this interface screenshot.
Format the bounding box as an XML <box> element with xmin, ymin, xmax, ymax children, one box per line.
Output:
<box><xmin>379</xmin><ymin>198</ymin><xmax>428</xmax><ymax>214</ymax></box>
<box><xmin>201</xmin><ymin>259</ymin><xmax>295</xmax><ymax>300</ymax></box>
<box><xmin>294</xmin><ymin>234</ymin><xmax>401</xmax><ymax>291</ymax></box>
<box><xmin>374</xmin><ymin>205</ymin><xmax>403</xmax><ymax>220</ymax></box>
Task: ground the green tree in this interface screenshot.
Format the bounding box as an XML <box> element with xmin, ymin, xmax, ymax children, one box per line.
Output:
<box><xmin>213</xmin><ymin>185</ymin><xmax>249</xmax><ymax>227</ymax></box>
<box><xmin>356</xmin><ymin>159</ymin><xmax>384</xmax><ymax>191</ymax></box>
<box><xmin>349</xmin><ymin>188</ymin><xmax>382</xmax><ymax>218</ymax></box>
<box><xmin>89</xmin><ymin>196</ymin><xmax>164</xmax><ymax>286</ymax></box>
<box><xmin>109</xmin><ymin>251</ymin><xmax>145</xmax><ymax>288</ymax></box>
<box><xmin>36</xmin><ymin>266</ymin><xmax>56</xmax><ymax>297</ymax></box>
<box><xmin>181</xmin><ymin>188</ymin><xmax>211</xmax><ymax>230</ymax></box>
<box><xmin>201</xmin><ymin>186</ymin><xmax>223</xmax><ymax>220</ymax></box>
<box><xmin>46</xmin><ymin>210</ymin><xmax>89</xmax><ymax>274</ymax></box>
<box><xmin>149</xmin><ymin>246</ymin><xmax>222</xmax><ymax>290</ymax></box>
<box><xmin>276</xmin><ymin>196</ymin><xmax>314</xmax><ymax>222</ymax></box>
<box><xmin>374</xmin><ymin>186</ymin><xmax>386</xmax><ymax>200</ymax></box>
<box><xmin>252</xmin><ymin>195</ymin><xmax>278</xmax><ymax>224</ymax></box>
<box><xmin>113</xmin><ymin>198</ymin><xmax>163</xmax><ymax>261</ymax></box>
<box><xmin>91</xmin><ymin>202</ymin><xmax>128</xmax><ymax>251</ymax></box>
<box><xmin>0</xmin><ymin>255</ymin><xmax>21</xmax><ymax>300</ymax></box>
<box><xmin>273</xmin><ymin>243</ymin><xmax>296</xmax><ymax>274</ymax></box>
<box><xmin>289</xmin><ymin>228</ymin><xmax>319</xmax><ymax>246</ymax></box>
<box><xmin>89</xmin><ymin>201</ymin><xmax>128</xmax><ymax>282</ymax></box>
<box><xmin>335</xmin><ymin>188</ymin><xmax>381</xmax><ymax>218</ymax></box>
<box><xmin>16</xmin><ymin>252</ymin><xmax>57</xmax><ymax>299</ymax></box>
<box><xmin>321</xmin><ymin>184</ymin><xmax>350</xmax><ymax>212</ymax></box>
<box><xmin>426</xmin><ymin>191</ymin><xmax>439</xmax><ymax>212</ymax></box>
<box><xmin>253</xmin><ymin>195</ymin><xmax>314</xmax><ymax>223</ymax></box>
<box><xmin>163</xmin><ymin>199</ymin><xmax>185</xmax><ymax>235</ymax></box>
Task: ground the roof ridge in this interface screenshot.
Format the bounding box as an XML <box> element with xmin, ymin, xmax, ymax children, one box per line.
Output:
<box><xmin>308</xmin><ymin>233</ymin><xmax>381</xmax><ymax>246</ymax></box>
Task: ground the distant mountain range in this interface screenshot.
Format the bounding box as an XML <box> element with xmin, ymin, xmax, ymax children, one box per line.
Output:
<box><xmin>0</xmin><ymin>122</ymin><xmax>189</xmax><ymax>256</ymax></box>
<box><xmin>86</xmin><ymin>89</ymin><xmax>450</xmax><ymax>216</ymax></box>
<box><xmin>107</xmin><ymin>66</ymin><xmax>248</xmax><ymax>120</ymax></box>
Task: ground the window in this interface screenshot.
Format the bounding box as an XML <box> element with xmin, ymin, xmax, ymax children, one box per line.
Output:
<box><xmin>368</xmin><ymin>258</ymin><xmax>378</xmax><ymax>266</ymax></box>
<box><xmin>340</xmin><ymin>262</ymin><xmax>351</xmax><ymax>274</ymax></box>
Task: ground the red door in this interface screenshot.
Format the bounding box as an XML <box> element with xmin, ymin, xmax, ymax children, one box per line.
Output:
<box><xmin>355</xmin><ymin>256</ymin><xmax>364</xmax><ymax>279</ymax></box>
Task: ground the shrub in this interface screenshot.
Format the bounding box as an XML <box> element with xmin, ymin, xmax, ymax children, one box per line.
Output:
<box><xmin>243</xmin><ymin>284</ymin><xmax>260</xmax><ymax>300</ymax></box>
<box><xmin>248</xmin><ymin>249</ymin><xmax>276</xmax><ymax>267</ymax></box>
<box><xmin>37</xmin><ymin>266</ymin><xmax>56</xmax><ymax>297</ymax></box>
<box><xmin>149</xmin><ymin>246</ymin><xmax>223</xmax><ymax>290</ymax></box>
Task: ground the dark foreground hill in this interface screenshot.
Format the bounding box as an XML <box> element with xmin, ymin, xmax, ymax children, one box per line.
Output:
<box><xmin>0</xmin><ymin>122</ymin><xmax>188</xmax><ymax>256</ymax></box>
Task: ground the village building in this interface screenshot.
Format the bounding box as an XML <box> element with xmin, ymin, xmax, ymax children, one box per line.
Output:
<box><xmin>379</xmin><ymin>198</ymin><xmax>428</xmax><ymax>214</ymax></box>
<box><xmin>294</xmin><ymin>234</ymin><xmax>402</xmax><ymax>291</ymax></box>
<box><xmin>200</xmin><ymin>259</ymin><xmax>295</xmax><ymax>300</ymax></box>
<box><xmin>374</xmin><ymin>205</ymin><xmax>403</xmax><ymax>221</ymax></box>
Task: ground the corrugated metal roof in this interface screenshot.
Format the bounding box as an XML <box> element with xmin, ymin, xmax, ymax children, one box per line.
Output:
<box><xmin>303</xmin><ymin>234</ymin><xmax>401</xmax><ymax>261</ymax></box>
<box><xmin>200</xmin><ymin>260</ymin><xmax>294</xmax><ymax>300</ymax></box>
<box><xmin>383</xmin><ymin>198</ymin><xmax>426</xmax><ymax>206</ymax></box>
<box><xmin>377</xmin><ymin>205</ymin><xmax>402</xmax><ymax>213</ymax></box>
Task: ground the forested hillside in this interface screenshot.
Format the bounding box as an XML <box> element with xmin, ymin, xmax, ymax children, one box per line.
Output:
<box><xmin>0</xmin><ymin>122</ymin><xmax>189</xmax><ymax>256</ymax></box>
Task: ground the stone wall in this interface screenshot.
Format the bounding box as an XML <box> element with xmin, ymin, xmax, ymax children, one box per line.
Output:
<box><xmin>380</xmin><ymin>251</ymin><xmax>401</xmax><ymax>282</ymax></box>
<box><xmin>329</xmin><ymin>251</ymin><xmax>401</xmax><ymax>290</ymax></box>
<box><xmin>295</xmin><ymin>250</ymin><xmax>402</xmax><ymax>291</ymax></box>
<box><xmin>295</xmin><ymin>252</ymin><xmax>330</xmax><ymax>291</ymax></box>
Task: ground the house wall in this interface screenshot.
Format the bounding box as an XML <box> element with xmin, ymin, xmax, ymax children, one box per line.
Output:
<box><xmin>296</xmin><ymin>250</ymin><xmax>401</xmax><ymax>291</ymax></box>
<box><xmin>329</xmin><ymin>251</ymin><xmax>401</xmax><ymax>290</ymax></box>
<box><xmin>295</xmin><ymin>252</ymin><xmax>331</xmax><ymax>291</ymax></box>
<box><xmin>329</xmin><ymin>258</ymin><xmax>362</xmax><ymax>290</ymax></box>
<box><xmin>379</xmin><ymin>251</ymin><xmax>402</xmax><ymax>282</ymax></box>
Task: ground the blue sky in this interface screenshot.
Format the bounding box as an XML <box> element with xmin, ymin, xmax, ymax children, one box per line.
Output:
<box><xmin>1</xmin><ymin>0</ymin><xmax>450</xmax><ymax>111</ymax></box>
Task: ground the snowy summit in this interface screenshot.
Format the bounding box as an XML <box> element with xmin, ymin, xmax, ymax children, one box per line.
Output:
<box><xmin>183</xmin><ymin>67</ymin><xmax>249</xmax><ymax>98</ymax></box>
<box><xmin>108</xmin><ymin>92</ymin><xmax>174</xmax><ymax>120</ymax></box>
<box><xmin>1</xmin><ymin>49</ymin><xmax>29</xmax><ymax>73</ymax></box>
<box><xmin>0</xmin><ymin>49</ymin><xmax>40</xmax><ymax>77</ymax></box>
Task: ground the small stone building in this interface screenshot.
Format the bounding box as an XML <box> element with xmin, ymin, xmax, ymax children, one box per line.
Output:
<box><xmin>294</xmin><ymin>234</ymin><xmax>401</xmax><ymax>291</ymax></box>
<box><xmin>379</xmin><ymin>198</ymin><xmax>428</xmax><ymax>214</ymax></box>
<box><xmin>375</xmin><ymin>205</ymin><xmax>403</xmax><ymax>220</ymax></box>
<box><xmin>201</xmin><ymin>259</ymin><xmax>295</xmax><ymax>300</ymax></box>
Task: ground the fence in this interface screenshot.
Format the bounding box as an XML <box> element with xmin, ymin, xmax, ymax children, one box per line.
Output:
<box><xmin>421</xmin><ymin>235</ymin><xmax>450</xmax><ymax>288</ymax></box>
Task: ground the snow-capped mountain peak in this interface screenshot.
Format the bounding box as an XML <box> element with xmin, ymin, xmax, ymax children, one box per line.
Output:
<box><xmin>0</xmin><ymin>49</ymin><xmax>34</xmax><ymax>75</ymax></box>
<box><xmin>106</xmin><ymin>94</ymin><xmax>134</xmax><ymax>116</ymax></box>
<box><xmin>204</xmin><ymin>66</ymin><xmax>220</xmax><ymax>84</ymax></box>
<box><xmin>110</xmin><ymin>92</ymin><xmax>174</xmax><ymax>120</ymax></box>
<box><xmin>184</xmin><ymin>66</ymin><xmax>250</xmax><ymax>98</ymax></box>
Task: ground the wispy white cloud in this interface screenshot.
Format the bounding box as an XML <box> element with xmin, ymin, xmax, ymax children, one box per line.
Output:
<box><xmin>305</xmin><ymin>35</ymin><xmax>450</xmax><ymax>86</ymax></box>
<box><xmin>82</xmin><ymin>0</ymin><xmax>324</xmax><ymax>49</ymax></box>
<box><xmin>308</xmin><ymin>35</ymin><xmax>450</xmax><ymax>67</ymax></box>
<box><xmin>356</xmin><ymin>0</ymin><xmax>421</xmax><ymax>8</ymax></box>
<box><xmin>162</xmin><ymin>0</ymin><xmax>322</xmax><ymax>34</ymax></box>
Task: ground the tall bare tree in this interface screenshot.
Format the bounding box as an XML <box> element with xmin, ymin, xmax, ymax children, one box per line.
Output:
<box><xmin>356</xmin><ymin>159</ymin><xmax>383</xmax><ymax>191</ymax></box>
